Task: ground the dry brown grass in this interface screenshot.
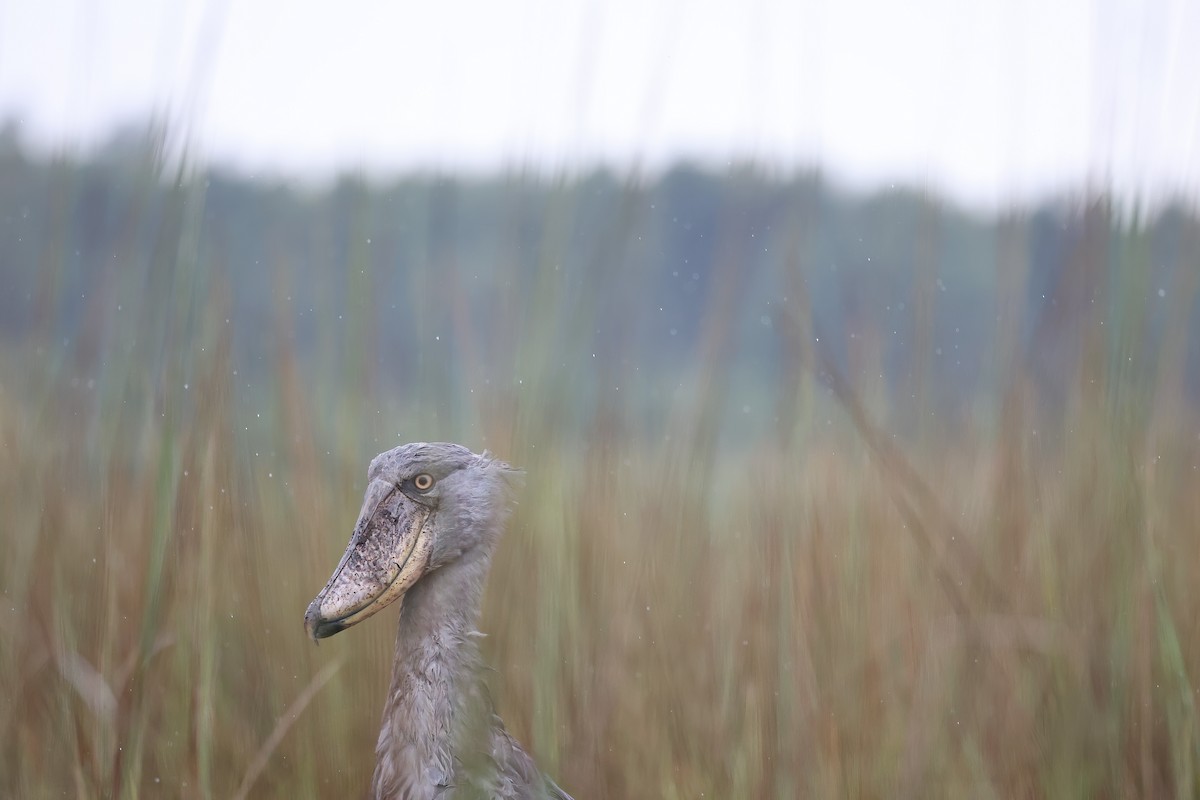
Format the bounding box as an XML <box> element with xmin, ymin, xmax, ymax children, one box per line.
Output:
<box><xmin>2</xmin><ymin>307</ymin><xmax>1199</xmax><ymax>799</ymax></box>
<box><xmin>2</xmin><ymin>173</ymin><xmax>1199</xmax><ymax>799</ymax></box>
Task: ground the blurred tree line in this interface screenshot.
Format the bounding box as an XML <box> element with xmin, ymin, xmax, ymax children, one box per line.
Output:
<box><xmin>1</xmin><ymin>120</ymin><xmax>1196</xmax><ymax>443</ymax></box>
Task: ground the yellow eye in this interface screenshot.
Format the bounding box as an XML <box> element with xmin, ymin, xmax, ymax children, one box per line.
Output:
<box><xmin>413</xmin><ymin>473</ymin><xmax>434</xmax><ymax>491</ymax></box>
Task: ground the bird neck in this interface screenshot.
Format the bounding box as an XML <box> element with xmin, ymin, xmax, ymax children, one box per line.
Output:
<box><xmin>372</xmin><ymin>544</ymin><xmax>494</xmax><ymax>799</ymax></box>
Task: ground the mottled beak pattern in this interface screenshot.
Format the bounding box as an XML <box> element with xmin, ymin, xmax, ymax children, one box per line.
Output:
<box><xmin>304</xmin><ymin>478</ymin><xmax>433</xmax><ymax>640</ymax></box>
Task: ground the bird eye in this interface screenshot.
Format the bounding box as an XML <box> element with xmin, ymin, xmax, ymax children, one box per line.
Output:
<box><xmin>413</xmin><ymin>473</ymin><xmax>434</xmax><ymax>492</ymax></box>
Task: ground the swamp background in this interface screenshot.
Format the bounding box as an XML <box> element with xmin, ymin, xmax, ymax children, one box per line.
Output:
<box><xmin>0</xmin><ymin>121</ymin><xmax>1199</xmax><ymax>798</ymax></box>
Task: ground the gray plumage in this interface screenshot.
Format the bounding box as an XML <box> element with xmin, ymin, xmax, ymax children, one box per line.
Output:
<box><xmin>305</xmin><ymin>443</ymin><xmax>572</xmax><ymax>800</ymax></box>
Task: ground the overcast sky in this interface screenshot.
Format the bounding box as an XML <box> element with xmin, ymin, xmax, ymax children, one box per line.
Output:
<box><xmin>1</xmin><ymin>0</ymin><xmax>1197</xmax><ymax>209</ymax></box>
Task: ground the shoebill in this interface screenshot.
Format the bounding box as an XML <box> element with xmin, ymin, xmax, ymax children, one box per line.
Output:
<box><xmin>305</xmin><ymin>442</ymin><xmax>572</xmax><ymax>800</ymax></box>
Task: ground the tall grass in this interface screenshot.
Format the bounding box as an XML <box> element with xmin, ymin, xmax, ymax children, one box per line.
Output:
<box><xmin>1</xmin><ymin>154</ymin><xmax>1198</xmax><ymax>799</ymax></box>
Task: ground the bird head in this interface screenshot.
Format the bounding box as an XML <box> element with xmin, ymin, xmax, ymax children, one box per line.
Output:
<box><xmin>304</xmin><ymin>442</ymin><xmax>519</xmax><ymax>641</ymax></box>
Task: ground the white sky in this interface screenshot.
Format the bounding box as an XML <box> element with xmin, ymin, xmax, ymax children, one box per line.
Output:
<box><xmin>1</xmin><ymin>0</ymin><xmax>1197</xmax><ymax>209</ymax></box>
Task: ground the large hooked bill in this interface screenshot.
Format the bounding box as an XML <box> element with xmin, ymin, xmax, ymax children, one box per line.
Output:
<box><xmin>304</xmin><ymin>480</ymin><xmax>433</xmax><ymax>641</ymax></box>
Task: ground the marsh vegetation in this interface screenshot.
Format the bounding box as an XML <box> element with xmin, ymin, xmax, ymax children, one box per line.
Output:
<box><xmin>2</xmin><ymin>128</ymin><xmax>1198</xmax><ymax>797</ymax></box>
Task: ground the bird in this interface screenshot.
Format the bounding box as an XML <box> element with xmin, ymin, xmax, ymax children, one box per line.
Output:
<box><xmin>304</xmin><ymin>442</ymin><xmax>573</xmax><ymax>800</ymax></box>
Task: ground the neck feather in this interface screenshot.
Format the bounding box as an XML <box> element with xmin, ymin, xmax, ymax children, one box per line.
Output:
<box><xmin>371</xmin><ymin>545</ymin><xmax>493</xmax><ymax>800</ymax></box>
